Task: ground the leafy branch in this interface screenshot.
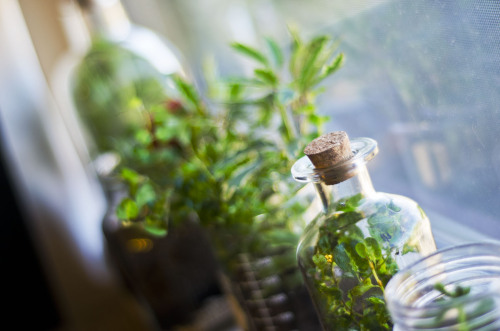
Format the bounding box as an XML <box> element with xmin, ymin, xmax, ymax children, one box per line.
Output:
<box><xmin>308</xmin><ymin>194</ymin><xmax>412</xmax><ymax>330</ymax></box>
<box><xmin>111</xmin><ymin>30</ymin><xmax>345</xmax><ymax>270</ymax></box>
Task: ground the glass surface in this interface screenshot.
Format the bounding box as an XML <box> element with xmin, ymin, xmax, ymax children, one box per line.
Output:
<box><xmin>385</xmin><ymin>242</ymin><xmax>500</xmax><ymax>331</ymax></box>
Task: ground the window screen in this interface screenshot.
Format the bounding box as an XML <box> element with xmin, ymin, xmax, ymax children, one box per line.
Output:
<box><xmin>131</xmin><ymin>0</ymin><xmax>500</xmax><ymax>242</ymax></box>
<box><xmin>310</xmin><ymin>0</ymin><xmax>500</xmax><ymax>241</ymax></box>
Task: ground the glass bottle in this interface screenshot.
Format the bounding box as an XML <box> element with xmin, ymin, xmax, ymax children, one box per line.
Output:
<box><xmin>291</xmin><ymin>131</ymin><xmax>437</xmax><ymax>330</ymax></box>
<box><xmin>385</xmin><ymin>242</ymin><xmax>500</xmax><ymax>331</ymax></box>
<box><xmin>71</xmin><ymin>0</ymin><xmax>185</xmax><ymax>159</ymax></box>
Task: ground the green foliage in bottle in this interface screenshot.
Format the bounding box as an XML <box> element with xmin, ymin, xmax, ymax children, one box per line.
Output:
<box><xmin>72</xmin><ymin>37</ymin><xmax>169</xmax><ymax>154</ymax></box>
<box><xmin>432</xmin><ymin>283</ymin><xmax>496</xmax><ymax>330</ymax></box>
<box><xmin>307</xmin><ymin>194</ymin><xmax>402</xmax><ymax>330</ymax></box>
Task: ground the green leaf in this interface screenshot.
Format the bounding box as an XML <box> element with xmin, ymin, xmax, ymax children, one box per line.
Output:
<box><xmin>120</xmin><ymin>167</ymin><xmax>142</xmax><ymax>186</ymax></box>
<box><xmin>143</xmin><ymin>216</ymin><xmax>167</xmax><ymax>236</ymax></box>
<box><xmin>316</xmin><ymin>53</ymin><xmax>344</xmax><ymax>84</ymax></box>
<box><xmin>299</xmin><ymin>35</ymin><xmax>328</xmax><ymax>86</ymax></box>
<box><xmin>472</xmin><ymin>297</ymin><xmax>496</xmax><ymax>317</ymax></box>
<box><xmin>319</xmin><ymin>284</ymin><xmax>343</xmax><ymax>300</ymax></box>
<box><xmin>364</xmin><ymin>237</ymin><xmax>382</xmax><ymax>261</ymax></box>
<box><xmin>231</xmin><ymin>42</ymin><xmax>268</xmax><ymax>66</ymax></box>
<box><xmin>336</xmin><ymin>193</ymin><xmax>363</xmax><ymax>212</ymax></box>
<box><xmin>127</xmin><ymin>96</ymin><xmax>143</xmax><ymax>110</ymax></box>
<box><xmin>307</xmin><ymin>113</ymin><xmax>329</xmax><ymax>127</ymax></box>
<box><xmin>344</xmin><ymin>225</ymin><xmax>365</xmax><ymax>242</ymax></box>
<box><xmin>349</xmin><ymin>277</ymin><xmax>376</xmax><ymax>299</ymax></box>
<box><xmin>367</xmin><ymin>296</ymin><xmax>386</xmax><ymax>305</ymax></box>
<box><xmin>355</xmin><ymin>242</ymin><xmax>368</xmax><ymax>258</ymax></box>
<box><xmin>265</xmin><ymin>37</ymin><xmax>284</xmax><ymax>68</ymax></box>
<box><xmin>173</xmin><ymin>76</ymin><xmax>201</xmax><ymax>111</ymax></box>
<box><xmin>402</xmin><ymin>242</ymin><xmax>416</xmax><ymax>255</ymax></box>
<box><xmin>297</xmin><ymin>103</ymin><xmax>316</xmax><ymax>115</ymax></box>
<box><xmin>434</xmin><ymin>283</ymin><xmax>471</xmax><ymax>298</ymax></box>
<box><xmin>155</xmin><ymin>126</ymin><xmax>173</xmax><ymax>142</ymax></box>
<box><xmin>229</xmin><ymin>83</ymin><xmax>243</xmax><ymax>100</ymax></box>
<box><xmin>347</xmin><ymin>193</ymin><xmax>363</xmax><ymax>207</ymax></box>
<box><xmin>333</xmin><ymin>243</ymin><xmax>353</xmax><ymax>273</ymax></box>
<box><xmin>313</xmin><ymin>254</ymin><xmax>328</xmax><ymax>268</ymax></box>
<box><xmin>336</xmin><ymin>211</ymin><xmax>364</xmax><ymax>228</ymax></box>
<box><xmin>367</xmin><ymin>214</ymin><xmax>390</xmax><ymax>226</ymax></box>
<box><xmin>388</xmin><ymin>200</ymin><xmax>402</xmax><ymax>213</ymax></box>
<box><xmin>287</xmin><ymin>24</ymin><xmax>302</xmax><ymax>52</ymax></box>
<box><xmin>135</xmin><ymin>183</ymin><xmax>156</xmax><ymax>209</ymax></box>
<box><xmin>143</xmin><ymin>225</ymin><xmax>167</xmax><ymax>237</ymax></box>
<box><xmin>374</xmin><ymin>202</ymin><xmax>388</xmax><ymax>215</ymax></box>
<box><xmin>254</xmin><ymin>68</ymin><xmax>278</xmax><ymax>86</ymax></box>
<box><xmin>227</xmin><ymin>157</ymin><xmax>262</xmax><ymax>188</ymax></box>
<box><xmin>135</xmin><ymin>129</ymin><xmax>152</xmax><ymax>145</ymax></box>
<box><xmin>344</xmin><ymin>239</ymin><xmax>369</xmax><ymax>273</ymax></box>
<box><xmin>116</xmin><ymin>198</ymin><xmax>139</xmax><ymax>221</ymax></box>
<box><xmin>288</xmin><ymin>28</ymin><xmax>303</xmax><ymax>77</ymax></box>
<box><xmin>367</xmin><ymin>213</ymin><xmax>401</xmax><ymax>246</ymax></box>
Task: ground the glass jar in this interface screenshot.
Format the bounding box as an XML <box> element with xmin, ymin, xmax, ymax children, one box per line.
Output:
<box><xmin>71</xmin><ymin>0</ymin><xmax>184</xmax><ymax>157</ymax></box>
<box><xmin>385</xmin><ymin>242</ymin><xmax>500</xmax><ymax>331</ymax></box>
<box><xmin>291</xmin><ymin>132</ymin><xmax>437</xmax><ymax>330</ymax></box>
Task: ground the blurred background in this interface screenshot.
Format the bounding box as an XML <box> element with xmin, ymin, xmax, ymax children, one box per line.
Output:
<box><xmin>1</xmin><ymin>0</ymin><xmax>500</xmax><ymax>330</ymax></box>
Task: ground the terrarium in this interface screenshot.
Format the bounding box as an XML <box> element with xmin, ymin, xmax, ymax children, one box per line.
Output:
<box><xmin>291</xmin><ymin>131</ymin><xmax>437</xmax><ymax>330</ymax></box>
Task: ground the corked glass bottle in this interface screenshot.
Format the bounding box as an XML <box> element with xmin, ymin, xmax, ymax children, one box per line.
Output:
<box><xmin>291</xmin><ymin>131</ymin><xmax>437</xmax><ymax>330</ymax></box>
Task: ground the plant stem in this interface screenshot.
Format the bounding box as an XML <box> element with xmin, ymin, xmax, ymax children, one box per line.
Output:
<box><xmin>278</xmin><ymin>103</ymin><xmax>297</xmax><ymax>143</ymax></box>
<box><xmin>297</xmin><ymin>92</ymin><xmax>309</xmax><ymax>135</ymax></box>
<box><xmin>369</xmin><ymin>260</ymin><xmax>385</xmax><ymax>293</ymax></box>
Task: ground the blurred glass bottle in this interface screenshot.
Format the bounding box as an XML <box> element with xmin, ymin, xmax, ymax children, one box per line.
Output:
<box><xmin>70</xmin><ymin>0</ymin><xmax>185</xmax><ymax>162</ymax></box>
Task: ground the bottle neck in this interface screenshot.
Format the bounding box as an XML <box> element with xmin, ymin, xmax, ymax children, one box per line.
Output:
<box><xmin>314</xmin><ymin>164</ymin><xmax>375</xmax><ymax>213</ymax></box>
<box><xmin>84</xmin><ymin>0</ymin><xmax>132</xmax><ymax>42</ymax></box>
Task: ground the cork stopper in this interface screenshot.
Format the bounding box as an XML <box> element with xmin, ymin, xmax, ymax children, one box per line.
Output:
<box><xmin>304</xmin><ymin>131</ymin><xmax>353</xmax><ymax>169</ymax></box>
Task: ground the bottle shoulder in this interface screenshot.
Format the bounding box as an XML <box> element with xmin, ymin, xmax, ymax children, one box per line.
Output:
<box><xmin>298</xmin><ymin>191</ymin><xmax>429</xmax><ymax>251</ymax></box>
<box><xmin>350</xmin><ymin>191</ymin><xmax>423</xmax><ymax>218</ymax></box>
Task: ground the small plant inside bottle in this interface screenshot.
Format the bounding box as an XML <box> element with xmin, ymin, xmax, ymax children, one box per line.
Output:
<box><xmin>301</xmin><ymin>193</ymin><xmax>430</xmax><ymax>329</ymax></box>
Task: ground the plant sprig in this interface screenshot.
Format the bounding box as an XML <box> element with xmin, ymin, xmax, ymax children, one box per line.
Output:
<box><xmin>308</xmin><ymin>194</ymin><xmax>400</xmax><ymax>330</ymax></box>
<box><xmin>110</xmin><ymin>32</ymin><xmax>345</xmax><ymax>296</ymax></box>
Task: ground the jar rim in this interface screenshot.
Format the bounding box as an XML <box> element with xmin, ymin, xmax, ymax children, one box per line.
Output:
<box><xmin>385</xmin><ymin>242</ymin><xmax>500</xmax><ymax>314</ymax></box>
<box><xmin>291</xmin><ymin>137</ymin><xmax>378</xmax><ymax>183</ymax></box>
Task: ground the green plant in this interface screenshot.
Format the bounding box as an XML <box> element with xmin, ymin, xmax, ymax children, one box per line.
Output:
<box><xmin>104</xmin><ymin>29</ymin><xmax>345</xmax><ymax>330</ymax></box>
<box><xmin>72</xmin><ymin>37</ymin><xmax>169</xmax><ymax>153</ymax></box>
<box><xmin>112</xmin><ymin>29</ymin><xmax>344</xmax><ymax>262</ymax></box>
<box><xmin>432</xmin><ymin>283</ymin><xmax>497</xmax><ymax>331</ymax></box>
<box><xmin>305</xmin><ymin>193</ymin><xmax>416</xmax><ymax>330</ymax></box>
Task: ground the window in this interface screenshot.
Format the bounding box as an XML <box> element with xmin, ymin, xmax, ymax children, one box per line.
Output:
<box><xmin>126</xmin><ymin>0</ymin><xmax>500</xmax><ymax>246</ymax></box>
